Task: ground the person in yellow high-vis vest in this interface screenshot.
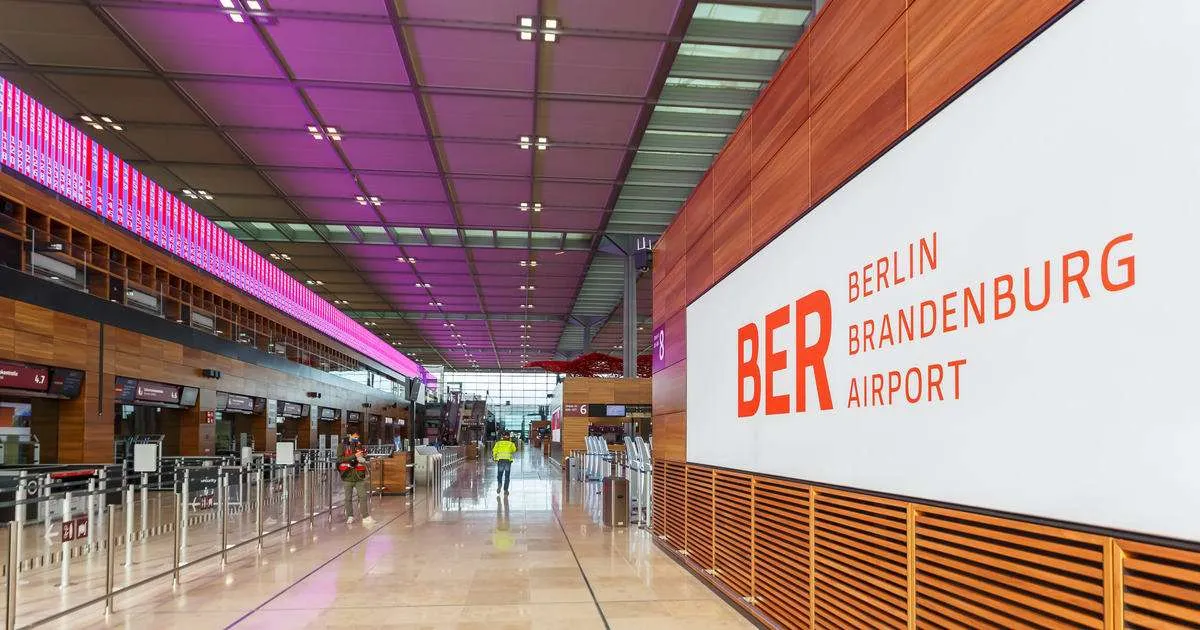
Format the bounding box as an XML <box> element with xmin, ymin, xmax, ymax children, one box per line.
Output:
<box><xmin>492</xmin><ymin>433</ymin><xmax>518</xmax><ymax>495</ymax></box>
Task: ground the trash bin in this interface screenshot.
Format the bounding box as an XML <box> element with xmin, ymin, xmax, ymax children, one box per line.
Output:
<box><xmin>602</xmin><ymin>476</ymin><xmax>629</xmax><ymax>527</ymax></box>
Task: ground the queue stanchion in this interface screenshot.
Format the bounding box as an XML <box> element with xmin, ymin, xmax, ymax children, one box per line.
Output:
<box><xmin>59</xmin><ymin>492</ymin><xmax>71</xmax><ymax>588</ymax></box>
<box><xmin>219</xmin><ymin>473</ymin><xmax>228</xmax><ymax>567</ymax></box>
<box><xmin>171</xmin><ymin>490</ymin><xmax>181</xmax><ymax>588</ymax></box>
<box><xmin>7</xmin><ymin>521</ymin><xmax>19</xmax><ymax>630</ymax></box>
<box><xmin>180</xmin><ymin>469</ymin><xmax>190</xmax><ymax>564</ymax></box>
<box><xmin>104</xmin><ymin>507</ymin><xmax>116</xmax><ymax>614</ymax></box>
<box><xmin>124</xmin><ymin>485</ymin><xmax>134</xmax><ymax>566</ymax></box>
<box><xmin>139</xmin><ymin>473</ymin><xmax>149</xmax><ymax>540</ymax></box>
<box><xmin>255</xmin><ymin>467</ymin><xmax>264</xmax><ymax>550</ymax></box>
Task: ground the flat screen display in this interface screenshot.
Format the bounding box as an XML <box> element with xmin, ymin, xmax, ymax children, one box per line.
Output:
<box><xmin>605</xmin><ymin>405</ymin><xmax>626</xmax><ymax>417</ymax></box>
<box><xmin>114</xmin><ymin>376</ymin><xmax>138</xmax><ymax>403</ymax></box>
<box><xmin>47</xmin><ymin>368</ymin><xmax>84</xmax><ymax>399</ymax></box>
<box><xmin>224</xmin><ymin>393</ymin><xmax>254</xmax><ymax>413</ymax></box>
<box><xmin>278</xmin><ymin>401</ymin><xmax>304</xmax><ymax>418</ymax></box>
<box><xmin>346</xmin><ymin>411</ymin><xmax>362</xmax><ymax>423</ymax></box>
<box><xmin>318</xmin><ymin>407</ymin><xmax>338</xmax><ymax>421</ymax></box>
<box><xmin>179</xmin><ymin>386</ymin><xmax>199</xmax><ymax>408</ymax></box>
<box><xmin>0</xmin><ymin>360</ymin><xmax>49</xmax><ymax>392</ymax></box>
<box><xmin>135</xmin><ymin>380</ymin><xmax>180</xmax><ymax>404</ymax></box>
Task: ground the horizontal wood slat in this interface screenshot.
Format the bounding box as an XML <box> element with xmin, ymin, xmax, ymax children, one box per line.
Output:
<box><xmin>651</xmin><ymin>460</ymin><xmax>1197</xmax><ymax>630</ymax></box>
<box><xmin>1120</xmin><ymin>540</ymin><xmax>1200</xmax><ymax>627</ymax></box>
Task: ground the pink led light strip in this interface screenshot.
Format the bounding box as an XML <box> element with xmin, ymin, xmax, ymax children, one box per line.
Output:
<box><xmin>0</xmin><ymin>77</ymin><xmax>426</xmax><ymax>383</ymax></box>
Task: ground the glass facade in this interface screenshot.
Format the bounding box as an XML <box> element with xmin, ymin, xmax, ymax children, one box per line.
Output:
<box><xmin>440</xmin><ymin>370</ymin><xmax>558</xmax><ymax>436</ymax></box>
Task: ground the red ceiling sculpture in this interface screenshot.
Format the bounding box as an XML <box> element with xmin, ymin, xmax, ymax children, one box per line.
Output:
<box><xmin>528</xmin><ymin>352</ymin><xmax>651</xmax><ymax>378</ymax></box>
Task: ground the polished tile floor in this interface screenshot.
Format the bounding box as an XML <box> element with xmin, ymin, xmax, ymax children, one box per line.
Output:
<box><xmin>47</xmin><ymin>448</ymin><xmax>753</xmax><ymax>629</ymax></box>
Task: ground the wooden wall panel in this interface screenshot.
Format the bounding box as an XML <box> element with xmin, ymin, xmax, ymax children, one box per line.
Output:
<box><xmin>1119</xmin><ymin>540</ymin><xmax>1200</xmax><ymax>627</ymax></box>
<box><xmin>907</xmin><ymin>0</ymin><xmax>1073</xmax><ymax>125</ymax></box>
<box><xmin>651</xmin><ymin>359</ymin><xmax>686</xmax><ymax>415</ymax></box>
<box><xmin>810</xmin><ymin>20</ymin><xmax>907</xmax><ymax>202</ymax></box>
<box><xmin>714</xmin><ymin>471</ymin><xmax>754</xmax><ymax>598</ymax></box>
<box><xmin>684</xmin><ymin>230</ymin><xmax>714</xmax><ymax>306</ymax></box>
<box><xmin>753</xmin><ymin>477</ymin><xmax>813</xmax><ymax>629</ymax></box>
<box><xmin>653</xmin><ymin>249</ymin><xmax>686</xmax><ymax>323</ymax></box>
<box><xmin>807</xmin><ymin>0</ymin><xmax>905</xmax><ymax>107</ymax></box>
<box><xmin>751</xmin><ymin>40</ymin><xmax>811</xmax><ymax>172</ymax></box>
<box><xmin>712</xmin><ymin>188</ymin><xmax>751</xmax><ymax>282</ymax></box>
<box><xmin>659</xmin><ymin>310</ymin><xmax>687</xmax><ymax>371</ymax></box>
<box><xmin>653</xmin><ymin>219</ymin><xmax>684</xmax><ymax>291</ymax></box>
<box><xmin>713</xmin><ymin>122</ymin><xmax>752</xmax><ymax>214</ymax></box>
<box><xmin>750</xmin><ymin>120</ymin><xmax>812</xmax><ymax>252</ymax></box>
<box><xmin>650</xmin><ymin>411</ymin><xmax>685</xmax><ymax>462</ymax></box>
<box><xmin>683</xmin><ymin>175</ymin><xmax>715</xmax><ymax>253</ymax></box>
<box><xmin>915</xmin><ymin>507</ymin><xmax>1105</xmax><ymax>628</ymax></box>
<box><xmin>685</xmin><ymin>465</ymin><xmax>715</xmax><ymax>570</ymax></box>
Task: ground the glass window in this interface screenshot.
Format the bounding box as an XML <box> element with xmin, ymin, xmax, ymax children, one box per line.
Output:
<box><xmin>664</xmin><ymin>77</ymin><xmax>763</xmax><ymax>90</ymax></box>
<box><xmin>441</xmin><ymin>370</ymin><xmax>558</xmax><ymax>435</ymax></box>
<box><xmin>693</xmin><ymin>2</ymin><xmax>810</xmax><ymax>25</ymax></box>
<box><xmin>677</xmin><ymin>43</ymin><xmax>785</xmax><ymax>62</ymax></box>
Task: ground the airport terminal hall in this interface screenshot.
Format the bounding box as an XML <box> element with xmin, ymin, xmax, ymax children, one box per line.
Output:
<box><xmin>0</xmin><ymin>0</ymin><xmax>1193</xmax><ymax>628</ymax></box>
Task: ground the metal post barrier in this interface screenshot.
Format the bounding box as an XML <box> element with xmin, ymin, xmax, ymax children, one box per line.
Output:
<box><xmin>171</xmin><ymin>491</ymin><xmax>181</xmax><ymax>587</ymax></box>
<box><xmin>327</xmin><ymin>467</ymin><xmax>334</xmax><ymax>524</ymax></box>
<box><xmin>41</xmin><ymin>474</ymin><xmax>51</xmax><ymax>537</ymax></box>
<box><xmin>283</xmin><ymin>466</ymin><xmax>291</xmax><ymax>538</ymax></box>
<box><xmin>180</xmin><ymin>469</ymin><xmax>189</xmax><ymax>564</ymax></box>
<box><xmin>124</xmin><ymin>486</ymin><xmax>134</xmax><ymax>566</ymax></box>
<box><xmin>7</xmin><ymin>522</ymin><xmax>19</xmax><ymax>630</ymax></box>
<box><xmin>219</xmin><ymin>473</ymin><xmax>228</xmax><ymax>567</ymax></box>
<box><xmin>255</xmin><ymin>468</ymin><xmax>264</xmax><ymax>550</ymax></box>
<box><xmin>139</xmin><ymin>474</ymin><xmax>149</xmax><ymax>539</ymax></box>
<box><xmin>98</xmin><ymin>469</ymin><xmax>108</xmax><ymax>540</ymax></box>
<box><xmin>59</xmin><ymin>492</ymin><xmax>71</xmax><ymax>588</ymax></box>
<box><xmin>303</xmin><ymin>462</ymin><xmax>311</xmax><ymax>518</ymax></box>
<box><xmin>105</xmin><ymin>507</ymin><xmax>116</xmax><ymax>614</ymax></box>
<box><xmin>240</xmin><ymin>469</ymin><xmax>247</xmax><ymax>508</ymax></box>
<box><xmin>86</xmin><ymin>479</ymin><xmax>96</xmax><ymax>552</ymax></box>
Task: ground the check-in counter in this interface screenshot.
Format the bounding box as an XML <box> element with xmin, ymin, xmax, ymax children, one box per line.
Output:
<box><xmin>371</xmin><ymin>451</ymin><xmax>409</xmax><ymax>495</ymax></box>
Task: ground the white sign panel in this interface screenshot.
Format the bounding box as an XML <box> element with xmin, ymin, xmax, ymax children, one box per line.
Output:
<box><xmin>687</xmin><ymin>0</ymin><xmax>1200</xmax><ymax>541</ymax></box>
<box><xmin>276</xmin><ymin>441</ymin><xmax>296</xmax><ymax>466</ymax></box>
<box><xmin>132</xmin><ymin>443</ymin><xmax>158</xmax><ymax>473</ymax></box>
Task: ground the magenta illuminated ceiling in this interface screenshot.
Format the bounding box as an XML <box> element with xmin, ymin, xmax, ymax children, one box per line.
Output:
<box><xmin>0</xmin><ymin>0</ymin><xmax>801</xmax><ymax>369</ymax></box>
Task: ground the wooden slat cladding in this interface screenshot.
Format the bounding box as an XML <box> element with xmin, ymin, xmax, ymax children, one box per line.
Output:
<box><xmin>685</xmin><ymin>464</ymin><xmax>715</xmax><ymax>570</ymax></box>
<box><xmin>812</xmin><ymin>488</ymin><xmax>909</xmax><ymax>629</ymax></box>
<box><xmin>714</xmin><ymin>471</ymin><xmax>754</xmax><ymax>598</ymax></box>
<box><xmin>1120</xmin><ymin>540</ymin><xmax>1200</xmax><ymax>628</ymax></box>
<box><xmin>653</xmin><ymin>461</ymin><xmax>1200</xmax><ymax>630</ymax></box>
<box><xmin>915</xmin><ymin>507</ymin><xmax>1105</xmax><ymax>629</ymax></box>
<box><xmin>652</xmin><ymin>460</ymin><xmax>668</xmax><ymax>538</ymax></box>
<box><xmin>752</xmin><ymin>476</ymin><xmax>812</xmax><ymax>630</ymax></box>
<box><xmin>665</xmin><ymin>461</ymin><xmax>688</xmax><ymax>550</ymax></box>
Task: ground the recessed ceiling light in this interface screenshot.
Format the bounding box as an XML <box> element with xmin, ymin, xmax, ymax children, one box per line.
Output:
<box><xmin>219</xmin><ymin>0</ymin><xmax>236</xmax><ymax>7</ymax></box>
<box><xmin>520</xmin><ymin>31</ymin><xmax>533</xmax><ymax>41</ymax></box>
<box><xmin>81</xmin><ymin>115</ymin><xmax>94</xmax><ymax>123</ymax></box>
<box><xmin>355</xmin><ymin>195</ymin><xmax>382</xmax><ymax>207</ymax></box>
<box><xmin>305</xmin><ymin>279</ymin><xmax>323</xmax><ymax>286</ymax></box>
<box><xmin>519</xmin><ymin>135</ymin><xmax>531</xmax><ymax>150</ymax></box>
<box><xmin>544</xmin><ymin>18</ymin><xmax>558</xmax><ymax>29</ymax></box>
<box><xmin>399</xmin><ymin>256</ymin><xmax>417</xmax><ymax>264</ymax></box>
<box><xmin>519</xmin><ymin>16</ymin><xmax>534</xmax><ymax>27</ymax></box>
<box><xmin>415</xmin><ymin>282</ymin><xmax>431</xmax><ymax>288</ymax></box>
<box><xmin>228</xmin><ymin>11</ymin><xmax>245</xmax><ymax>23</ymax></box>
<box><xmin>245</xmin><ymin>0</ymin><xmax>262</xmax><ymax>11</ymax></box>
<box><xmin>536</xmin><ymin>136</ymin><xmax>548</xmax><ymax>150</ymax></box>
<box><xmin>543</xmin><ymin>32</ymin><xmax>557</xmax><ymax>42</ymax></box>
<box><xmin>519</xmin><ymin>285</ymin><xmax>536</xmax><ymax>291</ymax></box>
<box><xmin>333</xmin><ymin>299</ymin><xmax>349</xmax><ymax>305</ymax></box>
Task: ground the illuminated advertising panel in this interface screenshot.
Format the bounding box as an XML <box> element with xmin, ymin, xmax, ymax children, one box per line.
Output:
<box><xmin>0</xmin><ymin>77</ymin><xmax>427</xmax><ymax>382</ymax></box>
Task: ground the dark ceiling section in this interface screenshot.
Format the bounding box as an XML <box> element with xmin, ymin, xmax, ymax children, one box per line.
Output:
<box><xmin>0</xmin><ymin>0</ymin><xmax>810</xmax><ymax>370</ymax></box>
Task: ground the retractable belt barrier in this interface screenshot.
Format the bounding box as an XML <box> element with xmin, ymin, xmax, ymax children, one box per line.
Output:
<box><xmin>0</xmin><ymin>454</ymin><xmax>362</xmax><ymax>629</ymax></box>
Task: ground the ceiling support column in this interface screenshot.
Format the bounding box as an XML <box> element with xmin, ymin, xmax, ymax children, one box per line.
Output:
<box><xmin>623</xmin><ymin>250</ymin><xmax>638</xmax><ymax>378</ymax></box>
